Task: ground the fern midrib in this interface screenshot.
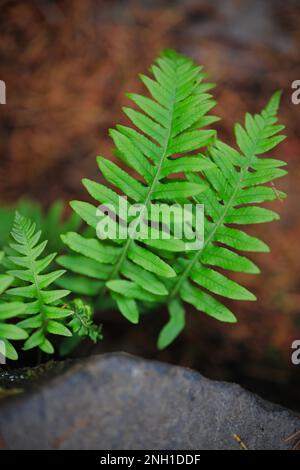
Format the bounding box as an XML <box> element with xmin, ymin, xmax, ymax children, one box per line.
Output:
<box><xmin>170</xmin><ymin>139</ymin><xmax>262</xmax><ymax>298</ymax></box>
<box><xmin>23</xmin><ymin>234</ymin><xmax>47</xmax><ymax>331</ymax></box>
<box><xmin>104</xmin><ymin>62</ymin><xmax>181</xmax><ymax>285</ymax></box>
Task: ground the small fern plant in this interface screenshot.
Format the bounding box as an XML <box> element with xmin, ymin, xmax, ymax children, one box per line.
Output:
<box><xmin>3</xmin><ymin>213</ymin><xmax>73</xmax><ymax>354</ymax></box>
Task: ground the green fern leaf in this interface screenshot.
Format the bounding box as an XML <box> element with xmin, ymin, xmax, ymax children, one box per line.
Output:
<box><xmin>157</xmin><ymin>298</ymin><xmax>185</xmax><ymax>350</ymax></box>
<box><xmin>113</xmin><ymin>294</ymin><xmax>140</xmax><ymax>324</ymax></box>
<box><xmin>0</xmin><ymin>273</ymin><xmax>14</xmax><ymax>295</ymax></box>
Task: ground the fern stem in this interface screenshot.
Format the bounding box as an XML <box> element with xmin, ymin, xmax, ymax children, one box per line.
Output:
<box><xmin>23</xmin><ymin>230</ymin><xmax>47</xmax><ymax>332</ymax></box>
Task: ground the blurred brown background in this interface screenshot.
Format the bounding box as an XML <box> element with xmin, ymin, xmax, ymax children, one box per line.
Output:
<box><xmin>0</xmin><ymin>0</ymin><xmax>300</xmax><ymax>410</ymax></box>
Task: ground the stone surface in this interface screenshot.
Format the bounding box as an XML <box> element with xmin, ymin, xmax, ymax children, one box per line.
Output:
<box><xmin>0</xmin><ymin>353</ymin><xmax>299</xmax><ymax>450</ymax></box>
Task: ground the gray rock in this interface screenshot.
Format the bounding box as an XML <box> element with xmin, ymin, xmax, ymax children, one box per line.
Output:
<box><xmin>0</xmin><ymin>353</ymin><xmax>299</xmax><ymax>450</ymax></box>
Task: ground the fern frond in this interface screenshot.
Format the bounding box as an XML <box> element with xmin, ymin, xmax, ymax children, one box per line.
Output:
<box><xmin>6</xmin><ymin>212</ymin><xmax>73</xmax><ymax>354</ymax></box>
<box><xmin>158</xmin><ymin>91</ymin><xmax>287</xmax><ymax>348</ymax></box>
<box><xmin>60</xmin><ymin>50</ymin><xmax>218</xmax><ymax>319</ymax></box>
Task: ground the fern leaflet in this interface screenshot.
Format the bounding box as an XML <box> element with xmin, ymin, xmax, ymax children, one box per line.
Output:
<box><xmin>0</xmin><ymin>261</ymin><xmax>27</xmax><ymax>360</ymax></box>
